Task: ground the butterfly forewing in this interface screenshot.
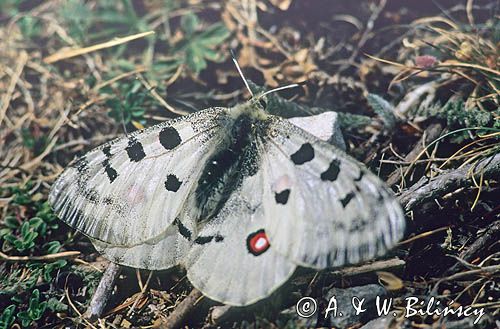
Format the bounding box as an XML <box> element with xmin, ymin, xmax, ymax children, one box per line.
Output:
<box><xmin>261</xmin><ymin>117</ymin><xmax>405</xmax><ymax>269</ymax></box>
<box><xmin>49</xmin><ymin>107</ymin><xmax>229</xmax><ymax>247</ymax></box>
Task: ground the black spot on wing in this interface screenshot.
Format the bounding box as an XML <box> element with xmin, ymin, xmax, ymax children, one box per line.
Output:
<box><xmin>159</xmin><ymin>126</ymin><xmax>181</xmax><ymax>150</ymax></box>
<box><xmin>101</xmin><ymin>145</ymin><xmax>118</xmax><ymax>182</ymax></box>
<box><xmin>290</xmin><ymin>143</ymin><xmax>315</xmax><ymax>165</ymax></box>
<box><xmin>194</xmin><ymin>234</ymin><xmax>224</xmax><ymax>245</ymax></box>
<box><xmin>102</xmin><ymin>145</ymin><xmax>112</xmax><ymax>157</ymax></box>
<box><xmin>340</xmin><ymin>192</ymin><xmax>355</xmax><ymax>208</ymax></box>
<box><xmin>73</xmin><ymin>157</ymin><xmax>89</xmax><ymax>174</ymax></box>
<box><xmin>126</xmin><ymin>138</ymin><xmax>146</xmax><ymax>162</ymax></box>
<box><xmin>174</xmin><ymin>218</ymin><xmax>191</xmax><ymax>241</ymax></box>
<box><xmin>321</xmin><ymin>159</ymin><xmax>340</xmax><ymax>181</ymax></box>
<box><xmin>349</xmin><ymin>218</ymin><xmax>369</xmax><ymax>233</ymax></box>
<box><xmin>165</xmin><ymin>174</ymin><xmax>182</xmax><ymax>192</ymax></box>
<box><xmin>102</xmin><ymin>159</ymin><xmax>118</xmax><ymax>183</ymax></box>
<box><xmin>275</xmin><ymin>189</ymin><xmax>290</xmax><ymax>205</ymax></box>
<box><xmin>354</xmin><ymin>169</ymin><xmax>364</xmax><ymax>181</ymax></box>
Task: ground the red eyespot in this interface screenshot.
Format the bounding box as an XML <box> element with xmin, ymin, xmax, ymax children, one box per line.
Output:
<box><xmin>247</xmin><ymin>229</ymin><xmax>270</xmax><ymax>256</ymax></box>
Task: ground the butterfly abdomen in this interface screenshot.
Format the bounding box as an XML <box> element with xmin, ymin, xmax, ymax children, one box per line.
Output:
<box><xmin>194</xmin><ymin>114</ymin><xmax>266</xmax><ymax>222</ymax></box>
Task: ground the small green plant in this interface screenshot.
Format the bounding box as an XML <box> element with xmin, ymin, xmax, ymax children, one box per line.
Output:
<box><xmin>0</xmin><ymin>305</ymin><xmax>16</xmax><ymax>329</ymax></box>
<box><xmin>433</xmin><ymin>100</ymin><xmax>499</xmax><ymax>143</ymax></box>
<box><xmin>0</xmin><ymin>0</ymin><xmax>24</xmax><ymax>16</ymax></box>
<box><xmin>366</xmin><ymin>93</ymin><xmax>397</xmax><ymax>130</ymax></box>
<box><xmin>104</xmin><ymin>79</ymin><xmax>149</xmax><ymax>128</ymax></box>
<box><xmin>16</xmin><ymin>289</ymin><xmax>47</xmax><ymax>327</ymax></box>
<box><xmin>174</xmin><ymin>12</ymin><xmax>230</xmax><ymax>74</ymax></box>
<box><xmin>3</xmin><ymin>220</ymin><xmax>39</xmax><ymax>252</ymax></box>
<box><xmin>1</xmin><ymin>197</ymin><xmax>59</xmax><ymax>253</ymax></box>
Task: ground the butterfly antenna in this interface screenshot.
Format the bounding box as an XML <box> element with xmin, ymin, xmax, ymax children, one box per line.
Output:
<box><xmin>230</xmin><ymin>49</ymin><xmax>254</xmax><ymax>97</ymax></box>
<box><xmin>258</xmin><ymin>81</ymin><xmax>306</xmax><ymax>99</ymax></box>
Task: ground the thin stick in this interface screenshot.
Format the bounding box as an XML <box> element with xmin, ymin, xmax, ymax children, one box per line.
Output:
<box><xmin>399</xmin><ymin>153</ymin><xmax>500</xmax><ymax>211</ymax></box>
<box><xmin>0</xmin><ymin>250</ymin><xmax>80</xmax><ymax>262</ymax></box>
<box><xmin>159</xmin><ymin>289</ymin><xmax>203</xmax><ymax>329</ymax></box>
<box><xmin>136</xmin><ymin>74</ymin><xmax>188</xmax><ymax>115</ymax></box>
<box><xmin>397</xmin><ymin>226</ymin><xmax>451</xmax><ymax>245</ymax></box>
<box><xmin>85</xmin><ymin>262</ymin><xmax>122</xmax><ymax>321</ymax></box>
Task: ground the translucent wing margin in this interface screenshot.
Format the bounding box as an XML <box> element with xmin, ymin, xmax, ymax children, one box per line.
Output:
<box><xmin>261</xmin><ymin>117</ymin><xmax>405</xmax><ymax>269</ymax></box>
<box><xmin>49</xmin><ymin>108</ymin><xmax>228</xmax><ymax>247</ymax></box>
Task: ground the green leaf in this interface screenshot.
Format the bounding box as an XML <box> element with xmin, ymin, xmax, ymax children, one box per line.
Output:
<box><xmin>197</xmin><ymin>23</ymin><xmax>231</xmax><ymax>46</ymax></box>
<box><xmin>0</xmin><ymin>228</ymin><xmax>12</xmax><ymax>238</ymax></box>
<box><xmin>47</xmin><ymin>297</ymin><xmax>68</xmax><ymax>312</ymax></box>
<box><xmin>44</xmin><ymin>241</ymin><xmax>61</xmax><ymax>254</ymax></box>
<box><xmin>29</xmin><ymin>217</ymin><xmax>44</xmax><ymax>229</ymax></box>
<box><xmin>4</xmin><ymin>216</ymin><xmax>19</xmax><ymax>229</ymax></box>
<box><xmin>181</xmin><ymin>13</ymin><xmax>199</xmax><ymax>36</ymax></box>
<box><xmin>0</xmin><ymin>305</ymin><xmax>15</xmax><ymax>329</ymax></box>
<box><xmin>4</xmin><ymin>233</ymin><xmax>17</xmax><ymax>244</ymax></box>
<box><xmin>185</xmin><ymin>45</ymin><xmax>207</xmax><ymax>73</ymax></box>
<box><xmin>367</xmin><ymin>93</ymin><xmax>397</xmax><ymax>129</ymax></box>
<box><xmin>43</xmin><ymin>260</ymin><xmax>68</xmax><ymax>281</ymax></box>
<box><xmin>20</xmin><ymin>222</ymin><xmax>30</xmax><ymax>238</ymax></box>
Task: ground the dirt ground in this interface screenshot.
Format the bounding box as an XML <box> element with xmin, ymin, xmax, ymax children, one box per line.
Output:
<box><xmin>0</xmin><ymin>0</ymin><xmax>499</xmax><ymax>328</ymax></box>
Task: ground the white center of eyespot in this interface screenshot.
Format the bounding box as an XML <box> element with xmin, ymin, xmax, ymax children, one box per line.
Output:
<box><xmin>255</xmin><ymin>237</ymin><xmax>267</xmax><ymax>249</ymax></box>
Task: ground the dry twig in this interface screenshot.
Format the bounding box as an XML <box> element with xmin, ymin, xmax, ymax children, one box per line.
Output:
<box><xmin>399</xmin><ymin>153</ymin><xmax>500</xmax><ymax>211</ymax></box>
<box><xmin>85</xmin><ymin>262</ymin><xmax>122</xmax><ymax>321</ymax></box>
<box><xmin>159</xmin><ymin>289</ymin><xmax>204</xmax><ymax>329</ymax></box>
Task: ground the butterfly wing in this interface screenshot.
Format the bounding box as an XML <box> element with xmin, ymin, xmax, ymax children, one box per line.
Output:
<box><xmin>91</xmin><ymin>218</ymin><xmax>194</xmax><ymax>270</ymax></box>
<box><xmin>49</xmin><ymin>107</ymin><xmax>229</xmax><ymax>247</ymax></box>
<box><xmin>183</xmin><ymin>171</ymin><xmax>297</xmax><ymax>306</ymax></box>
<box><xmin>261</xmin><ymin>117</ymin><xmax>405</xmax><ymax>269</ymax></box>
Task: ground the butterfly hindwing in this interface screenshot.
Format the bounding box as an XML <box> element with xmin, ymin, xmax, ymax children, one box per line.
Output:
<box><xmin>91</xmin><ymin>220</ymin><xmax>193</xmax><ymax>270</ymax></box>
<box><xmin>261</xmin><ymin>117</ymin><xmax>405</xmax><ymax>269</ymax></box>
<box><xmin>183</xmin><ymin>171</ymin><xmax>297</xmax><ymax>306</ymax></box>
<box><xmin>49</xmin><ymin>107</ymin><xmax>229</xmax><ymax>247</ymax></box>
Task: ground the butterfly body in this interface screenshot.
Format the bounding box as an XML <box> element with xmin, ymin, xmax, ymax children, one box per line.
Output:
<box><xmin>194</xmin><ymin>100</ymin><xmax>266</xmax><ymax>223</ymax></box>
<box><xmin>50</xmin><ymin>95</ymin><xmax>405</xmax><ymax>306</ymax></box>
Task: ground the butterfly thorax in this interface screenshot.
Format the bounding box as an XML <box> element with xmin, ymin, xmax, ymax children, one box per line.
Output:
<box><xmin>228</xmin><ymin>97</ymin><xmax>270</xmax><ymax>120</ymax></box>
<box><xmin>193</xmin><ymin>99</ymin><xmax>270</xmax><ymax>224</ymax></box>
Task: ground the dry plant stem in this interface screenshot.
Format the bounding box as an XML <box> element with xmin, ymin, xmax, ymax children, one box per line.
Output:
<box><xmin>85</xmin><ymin>262</ymin><xmax>122</xmax><ymax>321</ymax></box>
<box><xmin>0</xmin><ymin>250</ymin><xmax>80</xmax><ymax>262</ymax></box>
<box><xmin>160</xmin><ymin>289</ymin><xmax>204</xmax><ymax>329</ymax></box>
<box><xmin>459</xmin><ymin>220</ymin><xmax>500</xmax><ymax>262</ymax></box>
<box><xmin>0</xmin><ymin>51</ymin><xmax>28</xmax><ymax>127</ymax></box>
<box><xmin>387</xmin><ymin>122</ymin><xmax>444</xmax><ymax>187</ymax></box>
<box><xmin>398</xmin><ymin>152</ymin><xmax>500</xmax><ymax>211</ymax></box>
<box><xmin>445</xmin><ymin>219</ymin><xmax>500</xmax><ymax>275</ymax></box>
<box><xmin>43</xmin><ymin>31</ymin><xmax>155</xmax><ymax>64</ymax></box>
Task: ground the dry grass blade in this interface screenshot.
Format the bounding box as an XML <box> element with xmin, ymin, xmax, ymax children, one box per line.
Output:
<box><xmin>0</xmin><ymin>51</ymin><xmax>28</xmax><ymax>127</ymax></box>
<box><xmin>43</xmin><ymin>31</ymin><xmax>155</xmax><ymax>64</ymax></box>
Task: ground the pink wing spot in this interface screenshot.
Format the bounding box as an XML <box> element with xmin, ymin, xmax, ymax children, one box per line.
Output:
<box><xmin>272</xmin><ymin>174</ymin><xmax>293</xmax><ymax>193</ymax></box>
<box><xmin>125</xmin><ymin>184</ymin><xmax>147</xmax><ymax>206</ymax></box>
